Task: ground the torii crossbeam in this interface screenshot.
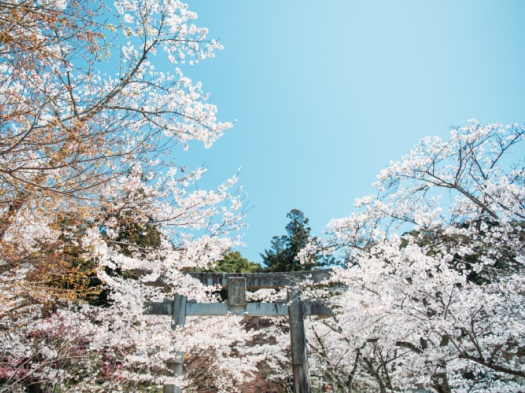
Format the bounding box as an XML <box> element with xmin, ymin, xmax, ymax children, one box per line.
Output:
<box><xmin>143</xmin><ymin>270</ymin><xmax>333</xmax><ymax>393</ymax></box>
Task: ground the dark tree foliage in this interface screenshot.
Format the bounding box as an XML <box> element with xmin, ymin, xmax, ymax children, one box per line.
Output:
<box><xmin>261</xmin><ymin>209</ymin><xmax>332</xmax><ymax>272</ymax></box>
<box><xmin>197</xmin><ymin>250</ymin><xmax>261</xmax><ymax>273</ymax></box>
<box><xmin>44</xmin><ymin>213</ymin><xmax>164</xmax><ymax>308</ymax></box>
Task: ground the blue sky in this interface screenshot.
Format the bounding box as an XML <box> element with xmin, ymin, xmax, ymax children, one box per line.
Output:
<box><xmin>179</xmin><ymin>0</ymin><xmax>525</xmax><ymax>264</ymax></box>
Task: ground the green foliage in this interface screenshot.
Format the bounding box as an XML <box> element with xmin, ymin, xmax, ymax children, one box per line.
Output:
<box><xmin>193</xmin><ymin>250</ymin><xmax>261</xmax><ymax>273</ymax></box>
<box><xmin>261</xmin><ymin>209</ymin><xmax>333</xmax><ymax>272</ymax></box>
<box><xmin>213</xmin><ymin>251</ymin><xmax>261</xmax><ymax>273</ymax></box>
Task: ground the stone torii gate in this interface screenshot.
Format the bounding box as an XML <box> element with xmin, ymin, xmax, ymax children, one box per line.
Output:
<box><xmin>144</xmin><ymin>270</ymin><xmax>333</xmax><ymax>393</ymax></box>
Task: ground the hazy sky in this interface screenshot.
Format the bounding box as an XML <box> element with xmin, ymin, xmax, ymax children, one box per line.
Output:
<box><xmin>179</xmin><ymin>0</ymin><xmax>525</xmax><ymax>264</ymax></box>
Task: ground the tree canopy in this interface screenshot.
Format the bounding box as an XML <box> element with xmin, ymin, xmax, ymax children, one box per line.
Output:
<box><xmin>191</xmin><ymin>250</ymin><xmax>261</xmax><ymax>273</ymax></box>
<box><xmin>261</xmin><ymin>209</ymin><xmax>330</xmax><ymax>272</ymax></box>
<box><xmin>0</xmin><ymin>1</ymin><xmax>253</xmax><ymax>391</ymax></box>
<box><xmin>302</xmin><ymin>121</ymin><xmax>525</xmax><ymax>392</ymax></box>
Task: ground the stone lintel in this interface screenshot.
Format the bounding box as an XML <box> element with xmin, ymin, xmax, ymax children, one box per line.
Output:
<box><xmin>143</xmin><ymin>269</ymin><xmax>333</xmax><ymax>289</ymax></box>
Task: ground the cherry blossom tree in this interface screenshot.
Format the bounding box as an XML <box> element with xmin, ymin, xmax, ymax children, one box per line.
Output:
<box><xmin>302</xmin><ymin>121</ymin><xmax>525</xmax><ymax>392</ymax></box>
<box><xmin>0</xmin><ymin>0</ymin><xmax>258</xmax><ymax>391</ymax></box>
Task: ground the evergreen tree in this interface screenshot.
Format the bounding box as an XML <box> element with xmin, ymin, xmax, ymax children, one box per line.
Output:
<box><xmin>261</xmin><ymin>209</ymin><xmax>330</xmax><ymax>272</ymax></box>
